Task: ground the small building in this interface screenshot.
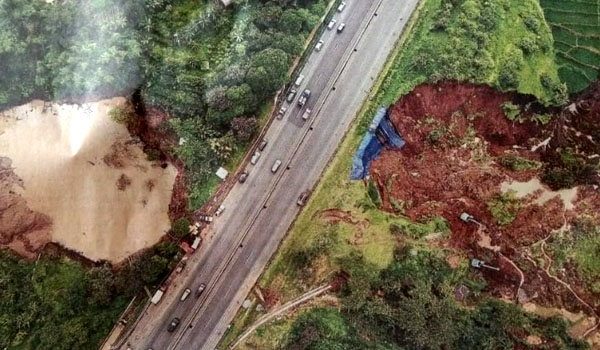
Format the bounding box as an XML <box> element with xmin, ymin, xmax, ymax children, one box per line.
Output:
<box><xmin>216</xmin><ymin>167</ymin><xmax>228</xmax><ymax>180</ymax></box>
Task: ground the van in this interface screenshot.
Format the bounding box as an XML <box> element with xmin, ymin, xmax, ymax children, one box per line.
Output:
<box><xmin>294</xmin><ymin>74</ymin><xmax>305</xmax><ymax>87</ymax></box>
<box><xmin>271</xmin><ymin>160</ymin><xmax>282</xmax><ymax>173</ymax></box>
<box><xmin>250</xmin><ymin>151</ymin><xmax>261</xmax><ymax>165</ymax></box>
<box><xmin>301</xmin><ymin>108</ymin><xmax>312</xmax><ymax>121</ymax></box>
<box><xmin>191</xmin><ymin>236</ymin><xmax>202</xmax><ymax>250</ymax></box>
<box><xmin>315</xmin><ymin>40</ymin><xmax>324</xmax><ymax>52</ymax></box>
<box><xmin>180</xmin><ymin>288</ymin><xmax>191</xmax><ymax>301</ymax></box>
<box><xmin>215</xmin><ymin>204</ymin><xmax>225</xmax><ymax>216</ymax></box>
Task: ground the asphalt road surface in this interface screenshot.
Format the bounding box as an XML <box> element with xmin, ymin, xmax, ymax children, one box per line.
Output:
<box><xmin>123</xmin><ymin>0</ymin><xmax>419</xmax><ymax>349</ymax></box>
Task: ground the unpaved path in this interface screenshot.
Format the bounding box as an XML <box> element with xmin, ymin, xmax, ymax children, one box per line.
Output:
<box><xmin>229</xmin><ymin>284</ymin><xmax>332</xmax><ymax>349</ymax></box>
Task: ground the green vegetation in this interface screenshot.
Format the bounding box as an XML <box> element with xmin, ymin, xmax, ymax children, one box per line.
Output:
<box><xmin>285</xmin><ymin>249</ymin><xmax>588</xmax><ymax>350</ymax></box>
<box><xmin>542</xmin><ymin>147</ymin><xmax>598</xmax><ymax>190</ymax></box>
<box><xmin>0</xmin><ymin>241</ymin><xmax>181</xmax><ymax>349</ymax></box>
<box><xmin>540</xmin><ymin>0</ymin><xmax>600</xmax><ymax>93</ymax></box>
<box><xmin>502</xmin><ymin>101</ymin><xmax>523</xmax><ymax>122</ymax></box>
<box><xmin>152</xmin><ymin>0</ymin><xmax>327</xmax><ymax>208</ymax></box>
<box><xmin>545</xmin><ymin>219</ymin><xmax>600</xmax><ymax>293</ymax></box>
<box><xmin>0</xmin><ymin>0</ymin><xmax>142</xmax><ymax>106</ymax></box>
<box><xmin>0</xmin><ymin>251</ymin><xmax>125</xmax><ymax>350</ymax></box>
<box><xmin>372</xmin><ymin>0</ymin><xmax>566</xmax><ymax>108</ymax></box>
<box><xmin>487</xmin><ymin>190</ymin><xmax>521</xmax><ymax>225</ymax></box>
<box><xmin>498</xmin><ymin>154</ymin><xmax>542</xmax><ymax>171</ymax></box>
<box><xmin>171</xmin><ymin>217</ymin><xmax>190</xmax><ymax>239</ymax></box>
<box><xmin>1</xmin><ymin>0</ymin><xmax>328</xmax><ymax>209</ymax></box>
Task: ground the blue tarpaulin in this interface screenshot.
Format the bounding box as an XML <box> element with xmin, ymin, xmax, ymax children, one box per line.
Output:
<box><xmin>350</xmin><ymin>107</ymin><xmax>404</xmax><ymax>180</ymax></box>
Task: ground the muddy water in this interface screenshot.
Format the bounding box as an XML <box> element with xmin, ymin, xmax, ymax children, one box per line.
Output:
<box><xmin>0</xmin><ymin>98</ymin><xmax>177</xmax><ymax>262</ymax></box>
<box><xmin>500</xmin><ymin>178</ymin><xmax>578</xmax><ymax>210</ymax></box>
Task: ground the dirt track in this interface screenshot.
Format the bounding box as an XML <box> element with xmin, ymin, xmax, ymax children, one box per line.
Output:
<box><xmin>370</xmin><ymin>81</ymin><xmax>600</xmax><ymax>341</ymax></box>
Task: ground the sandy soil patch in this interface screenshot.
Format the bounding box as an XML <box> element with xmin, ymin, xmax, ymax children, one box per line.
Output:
<box><xmin>0</xmin><ymin>98</ymin><xmax>177</xmax><ymax>262</ymax></box>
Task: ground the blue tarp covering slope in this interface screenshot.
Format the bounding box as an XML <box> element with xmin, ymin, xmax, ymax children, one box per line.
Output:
<box><xmin>350</xmin><ymin>107</ymin><xmax>405</xmax><ymax>180</ymax></box>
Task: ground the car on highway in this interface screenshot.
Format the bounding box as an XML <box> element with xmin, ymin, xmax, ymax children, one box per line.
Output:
<box><xmin>277</xmin><ymin>106</ymin><xmax>287</xmax><ymax>119</ymax></box>
<box><xmin>271</xmin><ymin>160</ymin><xmax>282</xmax><ymax>173</ymax></box>
<box><xmin>239</xmin><ymin>171</ymin><xmax>249</xmax><ymax>183</ymax></box>
<box><xmin>337</xmin><ymin>1</ymin><xmax>346</xmax><ymax>12</ymax></box>
<box><xmin>250</xmin><ymin>151</ymin><xmax>261</xmax><ymax>165</ymax></box>
<box><xmin>315</xmin><ymin>40</ymin><xmax>324</xmax><ymax>52</ymax></box>
<box><xmin>196</xmin><ymin>283</ymin><xmax>206</xmax><ymax>297</ymax></box>
<box><xmin>258</xmin><ymin>139</ymin><xmax>268</xmax><ymax>151</ymax></box>
<box><xmin>180</xmin><ymin>288</ymin><xmax>191</xmax><ymax>301</ymax></box>
<box><xmin>215</xmin><ymin>204</ymin><xmax>225</xmax><ymax>216</ymax></box>
<box><xmin>294</xmin><ymin>74</ymin><xmax>305</xmax><ymax>87</ymax></box>
<box><xmin>327</xmin><ymin>19</ymin><xmax>337</xmax><ymax>30</ymax></box>
<box><xmin>297</xmin><ymin>190</ymin><xmax>312</xmax><ymax>206</ymax></box>
<box><xmin>167</xmin><ymin>318</ymin><xmax>180</xmax><ymax>332</ymax></box>
<box><xmin>301</xmin><ymin>108</ymin><xmax>312</xmax><ymax>121</ymax></box>
<box><xmin>337</xmin><ymin>23</ymin><xmax>346</xmax><ymax>33</ymax></box>
<box><xmin>286</xmin><ymin>88</ymin><xmax>297</xmax><ymax>102</ymax></box>
<box><xmin>297</xmin><ymin>89</ymin><xmax>311</xmax><ymax>107</ymax></box>
<box><xmin>199</xmin><ymin>215</ymin><xmax>213</xmax><ymax>223</ymax></box>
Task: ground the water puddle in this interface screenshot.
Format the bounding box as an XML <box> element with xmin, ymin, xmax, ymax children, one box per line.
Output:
<box><xmin>500</xmin><ymin>178</ymin><xmax>578</xmax><ymax>210</ymax></box>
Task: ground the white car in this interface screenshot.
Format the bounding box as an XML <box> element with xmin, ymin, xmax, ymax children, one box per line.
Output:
<box><xmin>327</xmin><ymin>19</ymin><xmax>337</xmax><ymax>30</ymax></box>
<box><xmin>337</xmin><ymin>23</ymin><xmax>346</xmax><ymax>33</ymax></box>
<box><xmin>250</xmin><ymin>151</ymin><xmax>261</xmax><ymax>165</ymax></box>
<box><xmin>315</xmin><ymin>40</ymin><xmax>324</xmax><ymax>52</ymax></box>
<box><xmin>337</xmin><ymin>1</ymin><xmax>346</xmax><ymax>12</ymax></box>
<box><xmin>294</xmin><ymin>74</ymin><xmax>305</xmax><ymax>87</ymax></box>
<box><xmin>215</xmin><ymin>204</ymin><xmax>225</xmax><ymax>216</ymax></box>
<box><xmin>180</xmin><ymin>288</ymin><xmax>191</xmax><ymax>301</ymax></box>
<box><xmin>302</xmin><ymin>108</ymin><xmax>312</xmax><ymax>121</ymax></box>
<box><xmin>271</xmin><ymin>160</ymin><xmax>282</xmax><ymax>173</ymax></box>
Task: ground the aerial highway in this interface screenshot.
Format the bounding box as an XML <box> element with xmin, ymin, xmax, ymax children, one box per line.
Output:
<box><xmin>121</xmin><ymin>0</ymin><xmax>419</xmax><ymax>348</ymax></box>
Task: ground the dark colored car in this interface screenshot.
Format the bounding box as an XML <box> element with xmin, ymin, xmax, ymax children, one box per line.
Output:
<box><xmin>239</xmin><ymin>171</ymin><xmax>249</xmax><ymax>183</ymax></box>
<box><xmin>296</xmin><ymin>190</ymin><xmax>312</xmax><ymax>206</ymax></box>
<box><xmin>258</xmin><ymin>139</ymin><xmax>268</xmax><ymax>151</ymax></box>
<box><xmin>196</xmin><ymin>283</ymin><xmax>206</xmax><ymax>297</ymax></box>
<box><xmin>167</xmin><ymin>317</ymin><xmax>180</xmax><ymax>332</ymax></box>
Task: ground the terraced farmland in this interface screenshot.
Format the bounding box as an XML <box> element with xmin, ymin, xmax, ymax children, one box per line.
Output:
<box><xmin>540</xmin><ymin>0</ymin><xmax>600</xmax><ymax>93</ymax></box>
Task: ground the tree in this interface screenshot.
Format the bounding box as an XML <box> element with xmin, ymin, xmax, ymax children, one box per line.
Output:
<box><xmin>246</xmin><ymin>48</ymin><xmax>289</xmax><ymax>97</ymax></box>
<box><xmin>230</xmin><ymin>117</ymin><xmax>257</xmax><ymax>142</ymax></box>
<box><xmin>171</xmin><ymin>217</ymin><xmax>190</xmax><ymax>239</ymax></box>
<box><xmin>141</xmin><ymin>255</ymin><xmax>169</xmax><ymax>285</ymax></box>
<box><xmin>85</xmin><ymin>263</ymin><xmax>116</xmax><ymax>306</ymax></box>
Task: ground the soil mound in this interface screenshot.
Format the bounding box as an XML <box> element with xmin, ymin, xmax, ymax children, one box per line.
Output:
<box><xmin>370</xmin><ymin>81</ymin><xmax>600</xmax><ymax>337</ymax></box>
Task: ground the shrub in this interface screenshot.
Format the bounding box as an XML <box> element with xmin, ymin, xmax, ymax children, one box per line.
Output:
<box><xmin>367</xmin><ymin>180</ymin><xmax>382</xmax><ymax>208</ymax></box>
<box><xmin>487</xmin><ymin>190</ymin><xmax>521</xmax><ymax>225</ymax></box>
<box><xmin>501</xmin><ymin>101</ymin><xmax>522</xmax><ymax>122</ymax></box>
<box><xmin>171</xmin><ymin>217</ymin><xmax>190</xmax><ymax>239</ymax></box>
<box><xmin>498</xmin><ymin>155</ymin><xmax>542</xmax><ymax>171</ymax></box>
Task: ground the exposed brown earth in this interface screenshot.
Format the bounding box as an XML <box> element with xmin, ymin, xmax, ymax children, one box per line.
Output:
<box><xmin>370</xmin><ymin>81</ymin><xmax>600</xmax><ymax>341</ymax></box>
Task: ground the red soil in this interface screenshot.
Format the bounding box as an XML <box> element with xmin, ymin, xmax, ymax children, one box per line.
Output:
<box><xmin>127</xmin><ymin>107</ymin><xmax>189</xmax><ymax>220</ymax></box>
<box><xmin>370</xmin><ymin>81</ymin><xmax>600</xmax><ymax>324</ymax></box>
